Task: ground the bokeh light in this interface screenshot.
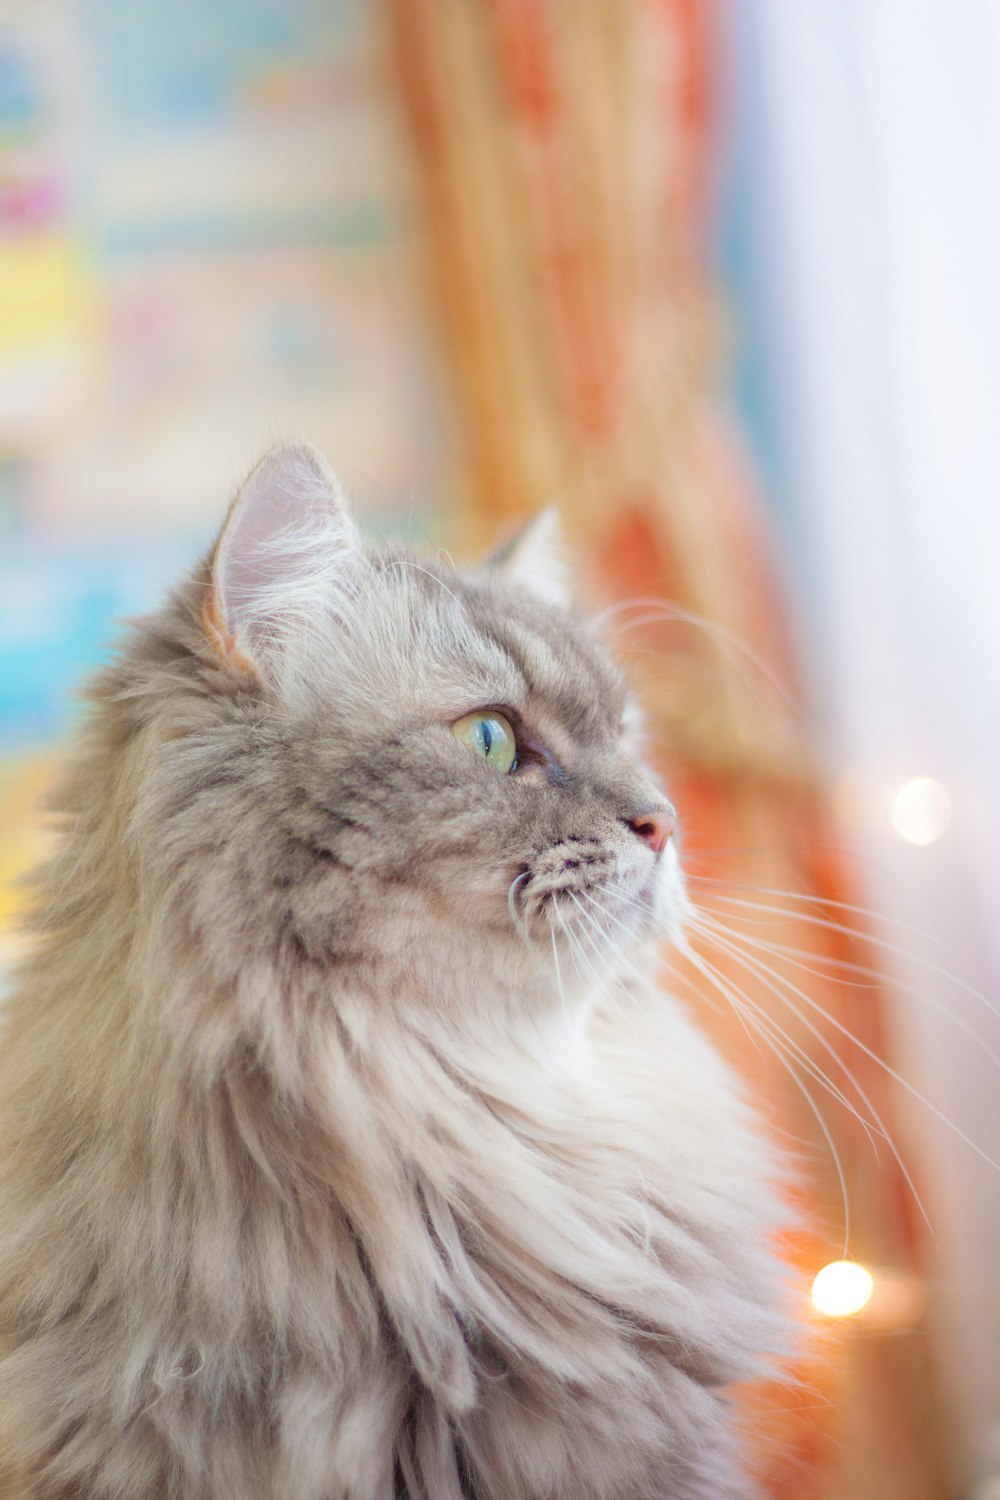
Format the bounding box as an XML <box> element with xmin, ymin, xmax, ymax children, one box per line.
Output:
<box><xmin>810</xmin><ymin>1260</ymin><xmax>875</xmax><ymax>1319</ymax></box>
<box><xmin>891</xmin><ymin>777</ymin><xmax>951</xmax><ymax>846</ymax></box>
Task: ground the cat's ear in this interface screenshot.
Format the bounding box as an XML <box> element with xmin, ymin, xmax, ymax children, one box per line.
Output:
<box><xmin>204</xmin><ymin>442</ymin><xmax>359</xmax><ymax>673</ymax></box>
<box><xmin>483</xmin><ymin>508</ymin><xmax>570</xmax><ymax>609</ymax></box>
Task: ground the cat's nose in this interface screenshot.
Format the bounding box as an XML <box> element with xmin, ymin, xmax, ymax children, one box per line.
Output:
<box><xmin>626</xmin><ymin>806</ymin><xmax>675</xmax><ymax>856</ymax></box>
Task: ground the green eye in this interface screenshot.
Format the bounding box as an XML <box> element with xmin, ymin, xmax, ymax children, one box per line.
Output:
<box><xmin>451</xmin><ymin>711</ymin><xmax>518</xmax><ymax>773</ymax></box>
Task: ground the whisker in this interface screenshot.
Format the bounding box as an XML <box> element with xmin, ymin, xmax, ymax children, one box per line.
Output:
<box><xmin>695</xmin><ymin>911</ymin><xmax>1000</xmax><ymax>1072</ymax></box>
<box><xmin>692</xmin><ymin>911</ymin><xmax>1000</xmax><ymax>1184</ymax></box>
<box><xmin>594</xmin><ymin>596</ymin><xmax>793</xmax><ymax>707</ymax></box>
<box><xmin>667</xmin><ymin>961</ymin><xmax>840</xmax><ymax>1156</ymax></box>
<box><xmin>560</xmin><ymin>894</ymin><xmax>613</xmax><ymax>998</ymax></box>
<box><xmin>691</xmin><ymin>936</ymin><xmax>929</xmax><ymax>1237</ymax></box>
<box><xmin>676</xmin><ymin>938</ymin><xmax>852</xmax><ymax>1254</ymax></box>
<box><xmin>507</xmin><ymin>871</ymin><xmax>534</xmax><ymax>946</ymax></box>
<box><xmin>572</xmin><ymin>886</ymin><xmax>659</xmax><ymax>996</ymax></box>
<box><xmin>689</xmin><ymin>885</ymin><xmax>1000</xmax><ymax>1026</ymax></box>
<box><xmin>686</xmin><ymin>876</ymin><xmax>954</xmax><ymax>952</ymax></box>
<box><xmin>680</xmin><ymin>928</ymin><xmax>888</xmax><ymax>1157</ymax></box>
<box><xmin>549</xmin><ymin>899</ymin><xmax>573</xmax><ymax>1025</ymax></box>
<box><xmin>564</xmin><ymin>900</ymin><xmax>636</xmax><ymax>1021</ymax></box>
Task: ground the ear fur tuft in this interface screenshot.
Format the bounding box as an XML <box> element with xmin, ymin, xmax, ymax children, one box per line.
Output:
<box><xmin>484</xmin><ymin>508</ymin><xmax>570</xmax><ymax>609</ymax></box>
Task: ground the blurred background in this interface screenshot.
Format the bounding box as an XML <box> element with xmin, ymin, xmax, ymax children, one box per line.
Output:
<box><xmin>1</xmin><ymin>3</ymin><xmax>997</xmax><ymax>1496</ymax></box>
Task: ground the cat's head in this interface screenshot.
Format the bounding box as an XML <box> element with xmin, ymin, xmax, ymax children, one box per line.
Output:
<box><xmin>134</xmin><ymin>443</ymin><xmax>686</xmax><ymax>1019</ymax></box>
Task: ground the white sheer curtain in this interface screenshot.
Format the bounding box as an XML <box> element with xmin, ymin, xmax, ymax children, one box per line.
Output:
<box><xmin>727</xmin><ymin>3</ymin><xmax>1000</xmax><ymax>1489</ymax></box>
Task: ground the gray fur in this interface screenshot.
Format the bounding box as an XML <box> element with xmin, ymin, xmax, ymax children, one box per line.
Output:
<box><xmin>0</xmin><ymin>446</ymin><xmax>792</xmax><ymax>1498</ymax></box>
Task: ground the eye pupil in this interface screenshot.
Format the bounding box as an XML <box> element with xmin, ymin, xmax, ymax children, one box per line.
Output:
<box><xmin>482</xmin><ymin>721</ymin><xmax>492</xmax><ymax>755</ymax></box>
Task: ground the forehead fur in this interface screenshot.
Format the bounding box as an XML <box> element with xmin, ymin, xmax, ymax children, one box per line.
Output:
<box><xmin>248</xmin><ymin>537</ymin><xmax>628</xmax><ymax>744</ymax></box>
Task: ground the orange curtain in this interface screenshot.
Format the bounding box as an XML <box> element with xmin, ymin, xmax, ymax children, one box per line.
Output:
<box><xmin>384</xmin><ymin>3</ymin><xmax>951</xmax><ymax>1495</ymax></box>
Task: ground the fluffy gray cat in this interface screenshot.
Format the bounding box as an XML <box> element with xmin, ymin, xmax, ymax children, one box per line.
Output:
<box><xmin>0</xmin><ymin>445</ymin><xmax>791</xmax><ymax>1499</ymax></box>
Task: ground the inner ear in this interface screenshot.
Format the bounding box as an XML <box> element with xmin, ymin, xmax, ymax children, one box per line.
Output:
<box><xmin>482</xmin><ymin>508</ymin><xmax>570</xmax><ymax>609</ymax></box>
<box><xmin>204</xmin><ymin>442</ymin><xmax>359</xmax><ymax>674</ymax></box>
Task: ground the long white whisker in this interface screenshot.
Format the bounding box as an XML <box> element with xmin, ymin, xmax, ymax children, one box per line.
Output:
<box><xmin>573</xmin><ymin>886</ymin><xmax>659</xmax><ymax>995</ymax></box>
<box><xmin>686</xmin><ymin>877</ymin><xmax>955</xmax><ymax>953</ymax></box>
<box><xmin>677</xmin><ymin>938</ymin><xmax>852</xmax><ymax>1255</ymax></box>
<box><xmin>549</xmin><ymin>899</ymin><xmax>573</xmax><ymax>1025</ymax></box>
<box><xmin>680</xmin><ymin>929</ymin><xmax>888</xmax><ymax>1157</ymax></box>
<box><xmin>508</xmin><ymin>871</ymin><xmax>534</xmax><ymax>946</ymax></box>
<box><xmin>693</xmin><ymin>912</ymin><xmax>1000</xmax><ymax>1184</ymax></box>
<box><xmin>594</xmin><ymin>596</ymin><xmax>793</xmax><ymax>707</ymax></box>
<box><xmin>560</xmin><ymin>895</ymin><xmax>613</xmax><ymax>999</ymax></box>
<box><xmin>568</xmin><ymin>891</ymin><xmax>656</xmax><ymax>1025</ymax></box>
<box><xmin>692</xmin><ymin>927</ymin><xmax>931</xmax><ymax>1235</ymax></box>
<box><xmin>696</xmin><ymin>911</ymin><xmax>1000</xmax><ymax>1072</ymax></box>
<box><xmin>690</xmin><ymin>886</ymin><xmax>1000</xmax><ymax>1026</ymax></box>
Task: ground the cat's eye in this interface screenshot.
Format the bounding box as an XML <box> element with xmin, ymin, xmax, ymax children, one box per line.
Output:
<box><xmin>451</xmin><ymin>711</ymin><xmax>518</xmax><ymax>773</ymax></box>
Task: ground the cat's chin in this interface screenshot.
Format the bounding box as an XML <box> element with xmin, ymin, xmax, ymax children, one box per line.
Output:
<box><xmin>591</xmin><ymin>876</ymin><xmax>688</xmax><ymax>961</ymax></box>
<box><xmin>524</xmin><ymin>871</ymin><xmax>687</xmax><ymax>965</ymax></box>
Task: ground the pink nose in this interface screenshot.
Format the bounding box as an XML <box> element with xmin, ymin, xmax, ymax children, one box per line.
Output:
<box><xmin>627</xmin><ymin>807</ymin><xmax>675</xmax><ymax>856</ymax></box>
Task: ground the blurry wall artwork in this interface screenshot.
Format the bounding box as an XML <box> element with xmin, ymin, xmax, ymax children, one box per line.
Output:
<box><xmin>0</xmin><ymin>0</ymin><xmax>443</xmax><ymax>937</ymax></box>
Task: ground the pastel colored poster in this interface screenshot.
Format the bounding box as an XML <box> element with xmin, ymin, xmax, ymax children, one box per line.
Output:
<box><xmin>0</xmin><ymin>6</ymin><xmax>99</xmax><ymax>443</ymax></box>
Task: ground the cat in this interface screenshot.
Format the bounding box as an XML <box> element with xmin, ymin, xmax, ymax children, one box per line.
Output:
<box><xmin>0</xmin><ymin>444</ymin><xmax>792</xmax><ymax>1499</ymax></box>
